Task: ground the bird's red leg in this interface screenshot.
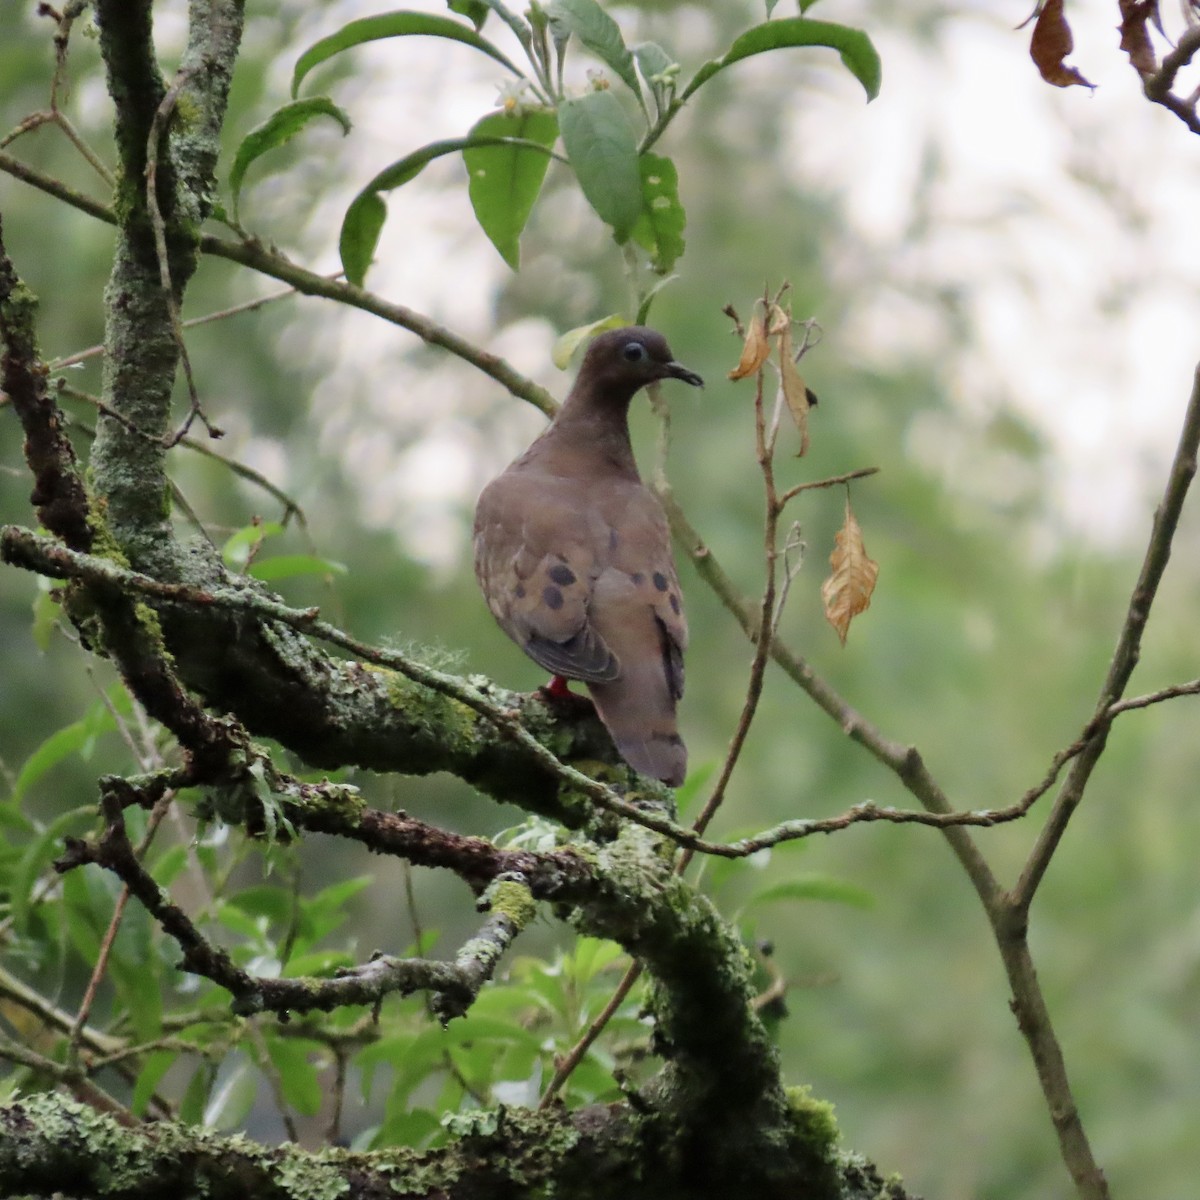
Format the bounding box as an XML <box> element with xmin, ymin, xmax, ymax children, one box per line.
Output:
<box><xmin>541</xmin><ymin>674</ymin><xmax>575</xmax><ymax>700</ymax></box>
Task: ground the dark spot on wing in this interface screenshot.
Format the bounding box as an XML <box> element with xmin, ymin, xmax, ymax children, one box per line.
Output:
<box><xmin>669</xmin><ymin>592</ymin><xmax>680</xmax><ymax>615</ymax></box>
<box><xmin>548</xmin><ymin>564</ymin><xmax>576</xmax><ymax>587</ymax></box>
<box><xmin>652</xmin><ymin>572</ymin><xmax>669</xmax><ymax>592</ymax></box>
<box><xmin>630</xmin><ymin>572</ymin><xmax>644</xmax><ymax>585</ymax></box>
<box><xmin>515</xmin><ymin>584</ymin><xmax>526</xmax><ymax>599</ymax></box>
<box><xmin>609</xmin><ymin>527</ymin><xmax>619</xmax><ymax>551</ymax></box>
<box><xmin>542</xmin><ymin>585</ymin><xmax>564</xmax><ymax>610</ymax></box>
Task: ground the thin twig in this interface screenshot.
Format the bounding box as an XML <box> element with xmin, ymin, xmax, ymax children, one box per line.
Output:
<box><xmin>779</xmin><ymin>466</ymin><xmax>880</xmax><ymax>506</ymax></box>
<box><xmin>56</xmin><ymin>384</ymin><xmax>305</xmax><ymax>523</ymax></box>
<box><xmin>1014</xmin><ymin>363</ymin><xmax>1200</xmax><ymax>911</ymax></box>
<box><xmin>50</xmin><ymin>281</ymin><xmax>321</xmax><ymax>370</ymax></box>
<box><xmin>66</xmin><ymin>794</ymin><xmax>172</xmax><ymax>1066</ymax></box>
<box><xmin>538</xmin><ymin>961</ymin><xmax>641</xmax><ymax>1108</ymax></box>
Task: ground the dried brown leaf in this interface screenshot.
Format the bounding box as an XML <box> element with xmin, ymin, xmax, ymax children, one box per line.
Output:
<box><xmin>766</xmin><ymin>302</ymin><xmax>791</xmax><ymax>338</ymax></box>
<box><xmin>821</xmin><ymin>498</ymin><xmax>879</xmax><ymax>645</ymax></box>
<box><xmin>1118</xmin><ymin>0</ymin><xmax>1157</xmax><ymax>74</ymax></box>
<box><xmin>777</xmin><ymin>321</ymin><xmax>811</xmax><ymax>457</ymax></box>
<box><xmin>1030</xmin><ymin>0</ymin><xmax>1095</xmax><ymax>89</ymax></box>
<box><xmin>728</xmin><ymin>311</ymin><xmax>771</xmax><ymax>380</ymax></box>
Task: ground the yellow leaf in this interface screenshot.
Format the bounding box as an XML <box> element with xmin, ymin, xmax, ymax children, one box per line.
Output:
<box><xmin>821</xmin><ymin>499</ymin><xmax>879</xmax><ymax>645</ymax></box>
<box><xmin>728</xmin><ymin>311</ymin><xmax>770</xmax><ymax>380</ymax></box>
<box><xmin>552</xmin><ymin>314</ymin><xmax>628</xmax><ymax>369</ymax></box>
<box><xmin>777</xmin><ymin>321</ymin><xmax>811</xmax><ymax>457</ymax></box>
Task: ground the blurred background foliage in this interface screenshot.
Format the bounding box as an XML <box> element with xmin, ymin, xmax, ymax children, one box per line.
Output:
<box><xmin>2</xmin><ymin>1</ymin><xmax>1199</xmax><ymax>1197</ymax></box>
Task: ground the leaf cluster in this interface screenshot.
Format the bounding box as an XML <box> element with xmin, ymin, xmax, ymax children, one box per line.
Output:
<box><xmin>229</xmin><ymin>1</ymin><xmax>879</xmax><ymax>288</ymax></box>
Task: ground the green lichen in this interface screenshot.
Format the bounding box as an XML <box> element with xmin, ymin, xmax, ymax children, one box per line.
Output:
<box><xmin>171</xmin><ymin>91</ymin><xmax>203</xmax><ymax>130</ymax></box>
<box><xmin>84</xmin><ymin>491</ymin><xmax>131</xmax><ymax>568</ymax></box>
<box><xmin>786</xmin><ymin>1083</ymin><xmax>840</xmax><ymax>1162</ymax></box>
<box><xmin>487</xmin><ymin>877</ymin><xmax>537</xmax><ymax>926</ymax></box>
<box><xmin>274</xmin><ymin>1146</ymin><xmax>351</xmax><ymax>1200</ymax></box>
<box><xmin>362</xmin><ymin>662</ymin><xmax>479</xmax><ymax>742</ymax></box>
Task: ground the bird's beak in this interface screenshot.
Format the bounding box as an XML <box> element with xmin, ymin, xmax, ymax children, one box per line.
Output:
<box><xmin>665</xmin><ymin>361</ymin><xmax>704</xmax><ymax>388</ymax></box>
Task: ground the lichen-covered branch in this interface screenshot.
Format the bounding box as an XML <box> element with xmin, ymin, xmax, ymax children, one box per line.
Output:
<box><xmin>0</xmin><ymin>1092</ymin><xmax>916</xmax><ymax>1200</ymax></box>
<box><xmin>0</xmin><ymin>217</ymin><xmax>92</xmax><ymax>551</ymax></box>
<box><xmin>59</xmin><ymin>794</ymin><xmax>539</xmax><ymax>1019</ymax></box>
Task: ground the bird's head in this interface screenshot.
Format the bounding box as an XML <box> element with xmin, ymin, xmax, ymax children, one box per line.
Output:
<box><xmin>577</xmin><ymin>326</ymin><xmax>704</xmax><ymax>404</ymax></box>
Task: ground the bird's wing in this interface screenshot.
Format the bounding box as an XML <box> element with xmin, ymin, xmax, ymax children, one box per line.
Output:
<box><xmin>594</xmin><ymin>484</ymin><xmax>687</xmax><ymax>700</ymax></box>
<box><xmin>473</xmin><ymin>471</ymin><xmax>619</xmax><ymax>682</ymax></box>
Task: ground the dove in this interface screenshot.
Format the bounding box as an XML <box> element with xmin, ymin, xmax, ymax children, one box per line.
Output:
<box><xmin>473</xmin><ymin>327</ymin><xmax>703</xmax><ymax>785</ymax></box>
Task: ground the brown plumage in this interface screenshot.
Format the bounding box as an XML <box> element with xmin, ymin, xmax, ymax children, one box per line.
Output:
<box><xmin>473</xmin><ymin>327</ymin><xmax>703</xmax><ymax>785</ymax></box>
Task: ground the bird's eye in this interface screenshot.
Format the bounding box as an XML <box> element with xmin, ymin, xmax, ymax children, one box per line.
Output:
<box><xmin>622</xmin><ymin>342</ymin><xmax>647</xmax><ymax>362</ymax></box>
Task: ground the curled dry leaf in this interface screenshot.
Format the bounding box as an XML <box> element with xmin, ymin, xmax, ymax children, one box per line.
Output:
<box><xmin>1118</xmin><ymin>0</ymin><xmax>1158</xmax><ymax>74</ymax></box>
<box><xmin>777</xmin><ymin>320</ymin><xmax>811</xmax><ymax>457</ymax></box>
<box><xmin>1030</xmin><ymin>0</ymin><xmax>1095</xmax><ymax>89</ymax></box>
<box><xmin>728</xmin><ymin>310</ymin><xmax>771</xmax><ymax>380</ymax></box>
<box><xmin>821</xmin><ymin>498</ymin><xmax>879</xmax><ymax>645</ymax></box>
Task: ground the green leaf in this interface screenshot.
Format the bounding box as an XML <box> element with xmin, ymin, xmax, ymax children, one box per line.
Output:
<box><xmin>265</xmin><ymin>1036</ymin><xmax>324</xmax><ymax>1117</ymax></box>
<box><xmin>283</xmin><ymin>948</ymin><xmax>356</xmax><ymax>977</ymax></box>
<box><xmin>448</xmin><ymin>0</ymin><xmax>489</xmax><ymax>30</ymax></box>
<box><xmin>132</xmin><ymin>1049</ymin><xmax>178</xmax><ymax>1117</ymax></box>
<box><xmin>229</xmin><ymin>98</ymin><xmax>351</xmax><ymax>222</ymax></box>
<box><xmin>629</xmin><ymin>152</ymin><xmax>685</xmax><ymax>274</ymax></box>
<box><xmin>10</xmin><ymin>698</ymin><xmax>120</xmax><ymax>804</ymax></box>
<box><xmin>742</xmin><ymin>875</ymin><xmax>875</xmax><ymax>911</ymax></box>
<box><xmin>464</xmin><ymin>109</ymin><xmax>559</xmax><ymax>268</ymax></box>
<box><xmin>567</xmin><ymin>936</ymin><xmax>626</xmax><ymax>985</ymax></box>
<box><xmin>340</xmin><ymin>191</ymin><xmax>387</xmax><ymax>287</ymax></box>
<box><xmin>11</xmin><ymin>806</ymin><xmax>94</xmax><ymax>935</ymax></box>
<box><xmin>546</xmin><ymin>0</ymin><xmax>644</xmax><ymax>109</ymax></box>
<box><xmin>551</xmin><ymin>314</ymin><xmax>627</xmax><ymax>369</ymax></box>
<box><xmin>339</xmin><ymin>135</ymin><xmax>559</xmax><ymax>285</ymax></box>
<box><xmin>31</xmin><ymin>581</ymin><xmax>61</xmax><ymax>652</ymax></box>
<box><xmin>634</xmin><ymin>41</ymin><xmax>674</xmax><ymax>87</ymax></box>
<box><xmin>204</xmin><ymin>1058</ymin><xmax>258</xmax><ymax>1130</ymax></box>
<box><xmin>247</xmin><ymin>554</ymin><xmax>348</xmax><ymax>582</ymax></box>
<box><xmin>681</xmin><ymin>18</ymin><xmax>882</xmax><ymax>104</ymax></box>
<box><xmin>222</xmin><ymin>520</ymin><xmax>284</xmax><ymax>569</ymax></box>
<box><xmin>292</xmin><ymin>11</ymin><xmax>525</xmax><ymax>98</ymax></box>
<box><xmin>227</xmin><ymin>884</ymin><xmax>293</xmax><ymax>925</ymax></box>
<box><xmin>179</xmin><ymin>1060</ymin><xmax>217</xmax><ymax>1126</ymax></box>
<box><xmin>150</xmin><ymin>844</ymin><xmax>189</xmax><ymax>888</ymax></box>
<box><xmin>558</xmin><ymin>91</ymin><xmax>642</xmax><ymax>240</ymax></box>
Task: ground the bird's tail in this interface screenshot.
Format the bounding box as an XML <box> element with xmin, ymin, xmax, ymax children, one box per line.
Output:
<box><xmin>587</xmin><ymin>670</ymin><xmax>687</xmax><ymax>786</ymax></box>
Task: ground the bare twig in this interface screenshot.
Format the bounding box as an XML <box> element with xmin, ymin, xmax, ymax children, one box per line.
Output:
<box><xmin>779</xmin><ymin>466</ymin><xmax>880</xmax><ymax>506</ymax></box>
<box><xmin>56</xmin><ymin>383</ymin><xmax>306</xmax><ymax>523</ymax></box>
<box><xmin>1140</xmin><ymin>24</ymin><xmax>1200</xmax><ymax>132</ymax></box>
<box><xmin>50</xmin><ymin>280</ymin><xmax>322</xmax><ymax>370</ymax></box>
<box><xmin>1014</xmin><ymin>363</ymin><xmax>1200</xmax><ymax>911</ymax></box>
<box><xmin>538</xmin><ymin>960</ymin><xmax>641</xmax><ymax>1108</ymax></box>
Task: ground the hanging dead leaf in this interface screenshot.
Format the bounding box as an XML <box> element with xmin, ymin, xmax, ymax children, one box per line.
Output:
<box><xmin>766</xmin><ymin>302</ymin><xmax>791</xmax><ymax>338</ymax></box>
<box><xmin>821</xmin><ymin>498</ymin><xmax>879</xmax><ymax>645</ymax></box>
<box><xmin>1030</xmin><ymin>0</ymin><xmax>1095</xmax><ymax>88</ymax></box>
<box><xmin>728</xmin><ymin>311</ymin><xmax>771</xmax><ymax>380</ymax></box>
<box><xmin>777</xmin><ymin>321</ymin><xmax>811</xmax><ymax>457</ymax></box>
<box><xmin>1118</xmin><ymin>0</ymin><xmax>1157</xmax><ymax>74</ymax></box>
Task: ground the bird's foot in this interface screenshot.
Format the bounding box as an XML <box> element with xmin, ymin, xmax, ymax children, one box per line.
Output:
<box><xmin>541</xmin><ymin>675</ymin><xmax>575</xmax><ymax>700</ymax></box>
<box><xmin>536</xmin><ymin>676</ymin><xmax>594</xmax><ymax>713</ymax></box>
